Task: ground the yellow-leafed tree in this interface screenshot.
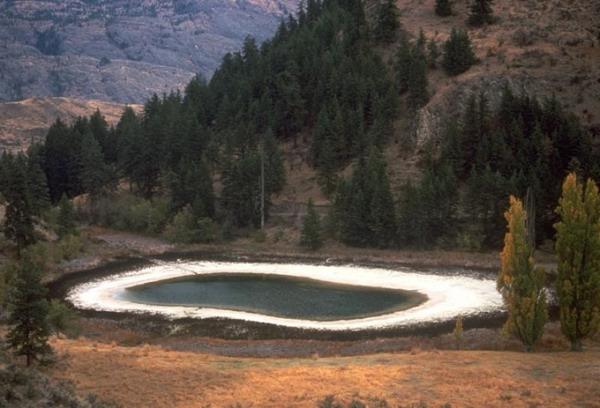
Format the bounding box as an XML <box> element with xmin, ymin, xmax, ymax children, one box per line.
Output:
<box><xmin>554</xmin><ymin>173</ymin><xmax>600</xmax><ymax>351</ymax></box>
<box><xmin>498</xmin><ymin>196</ymin><xmax>547</xmax><ymax>351</ymax></box>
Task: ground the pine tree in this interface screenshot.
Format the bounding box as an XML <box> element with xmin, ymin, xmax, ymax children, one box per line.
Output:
<box><xmin>57</xmin><ymin>194</ymin><xmax>76</xmax><ymax>238</ymax></box>
<box><xmin>3</xmin><ymin>155</ymin><xmax>36</xmax><ymax>255</ymax></box>
<box><xmin>435</xmin><ymin>0</ymin><xmax>453</xmax><ymax>17</ymax></box>
<box><xmin>6</xmin><ymin>255</ymin><xmax>52</xmax><ymax>366</ymax></box>
<box><xmin>468</xmin><ymin>0</ymin><xmax>495</xmax><ymax>26</ymax></box>
<box><xmin>374</xmin><ymin>0</ymin><xmax>400</xmax><ymax>43</ymax></box>
<box><xmin>367</xmin><ymin>148</ymin><xmax>397</xmax><ymax>247</ymax></box>
<box><xmin>26</xmin><ymin>145</ymin><xmax>50</xmax><ymax>215</ymax></box>
<box><xmin>394</xmin><ymin>34</ymin><xmax>412</xmax><ymax>93</ymax></box>
<box><xmin>407</xmin><ymin>46</ymin><xmax>429</xmax><ymax>108</ymax></box>
<box><xmin>427</xmin><ymin>39</ymin><xmax>440</xmax><ymax>69</ymax></box>
<box><xmin>442</xmin><ymin>29</ymin><xmax>476</xmax><ymax>76</ymax></box>
<box><xmin>80</xmin><ymin>131</ymin><xmax>112</xmax><ymax>197</ymax></box>
<box><xmin>300</xmin><ymin>198</ymin><xmax>323</xmax><ymax>250</ymax></box>
<box><xmin>498</xmin><ymin>196</ymin><xmax>547</xmax><ymax>351</ymax></box>
<box><xmin>554</xmin><ymin>173</ymin><xmax>600</xmax><ymax>351</ymax></box>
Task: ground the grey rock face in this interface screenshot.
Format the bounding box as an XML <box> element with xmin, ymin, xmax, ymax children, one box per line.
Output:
<box><xmin>0</xmin><ymin>0</ymin><xmax>298</xmax><ymax>103</ymax></box>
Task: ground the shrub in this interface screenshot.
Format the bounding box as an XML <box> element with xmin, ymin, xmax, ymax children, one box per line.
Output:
<box><xmin>164</xmin><ymin>206</ymin><xmax>198</xmax><ymax>244</ymax></box>
<box><xmin>47</xmin><ymin>300</ymin><xmax>80</xmax><ymax>338</ymax></box>
<box><xmin>57</xmin><ymin>235</ymin><xmax>83</xmax><ymax>261</ymax></box>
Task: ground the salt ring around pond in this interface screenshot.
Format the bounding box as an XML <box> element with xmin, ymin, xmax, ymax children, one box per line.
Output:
<box><xmin>66</xmin><ymin>261</ymin><xmax>504</xmax><ymax>331</ymax></box>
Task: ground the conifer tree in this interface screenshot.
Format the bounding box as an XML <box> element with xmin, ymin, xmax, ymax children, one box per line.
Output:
<box><xmin>57</xmin><ymin>194</ymin><xmax>76</xmax><ymax>238</ymax></box>
<box><xmin>435</xmin><ymin>0</ymin><xmax>453</xmax><ymax>17</ymax></box>
<box><xmin>6</xmin><ymin>255</ymin><xmax>52</xmax><ymax>366</ymax></box>
<box><xmin>374</xmin><ymin>0</ymin><xmax>400</xmax><ymax>43</ymax></box>
<box><xmin>554</xmin><ymin>173</ymin><xmax>600</xmax><ymax>351</ymax></box>
<box><xmin>80</xmin><ymin>131</ymin><xmax>112</xmax><ymax>198</ymax></box>
<box><xmin>26</xmin><ymin>145</ymin><xmax>50</xmax><ymax>215</ymax></box>
<box><xmin>442</xmin><ymin>29</ymin><xmax>476</xmax><ymax>76</ymax></box>
<box><xmin>498</xmin><ymin>196</ymin><xmax>547</xmax><ymax>351</ymax></box>
<box><xmin>407</xmin><ymin>46</ymin><xmax>429</xmax><ymax>108</ymax></box>
<box><xmin>427</xmin><ymin>39</ymin><xmax>440</xmax><ymax>69</ymax></box>
<box><xmin>300</xmin><ymin>198</ymin><xmax>323</xmax><ymax>250</ymax></box>
<box><xmin>394</xmin><ymin>34</ymin><xmax>412</xmax><ymax>93</ymax></box>
<box><xmin>3</xmin><ymin>155</ymin><xmax>36</xmax><ymax>255</ymax></box>
<box><xmin>468</xmin><ymin>0</ymin><xmax>495</xmax><ymax>27</ymax></box>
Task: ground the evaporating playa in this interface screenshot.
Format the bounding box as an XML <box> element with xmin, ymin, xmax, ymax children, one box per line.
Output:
<box><xmin>66</xmin><ymin>261</ymin><xmax>504</xmax><ymax>331</ymax></box>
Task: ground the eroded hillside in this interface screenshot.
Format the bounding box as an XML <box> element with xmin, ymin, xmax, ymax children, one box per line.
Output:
<box><xmin>0</xmin><ymin>0</ymin><xmax>297</xmax><ymax>103</ymax></box>
<box><xmin>0</xmin><ymin>97</ymin><xmax>142</xmax><ymax>152</ymax></box>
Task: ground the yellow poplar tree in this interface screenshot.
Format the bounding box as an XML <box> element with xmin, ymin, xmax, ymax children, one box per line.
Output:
<box><xmin>498</xmin><ymin>196</ymin><xmax>547</xmax><ymax>351</ymax></box>
<box><xmin>554</xmin><ymin>173</ymin><xmax>600</xmax><ymax>351</ymax></box>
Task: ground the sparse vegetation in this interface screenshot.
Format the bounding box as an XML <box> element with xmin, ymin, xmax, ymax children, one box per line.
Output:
<box><xmin>300</xmin><ymin>198</ymin><xmax>323</xmax><ymax>250</ymax></box>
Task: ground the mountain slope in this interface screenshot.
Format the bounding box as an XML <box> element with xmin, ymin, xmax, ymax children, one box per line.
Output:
<box><xmin>0</xmin><ymin>0</ymin><xmax>298</xmax><ymax>103</ymax></box>
<box><xmin>0</xmin><ymin>97</ymin><xmax>142</xmax><ymax>152</ymax></box>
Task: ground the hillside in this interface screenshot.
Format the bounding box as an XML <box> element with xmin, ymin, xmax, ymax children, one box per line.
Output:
<box><xmin>0</xmin><ymin>0</ymin><xmax>298</xmax><ymax>103</ymax></box>
<box><xmin>399</xmin><ymin>0</ymin><xmax>600</xmax><ymax>149</ymax></box>
<box><xmin>0</xmin><ymin>97</ymin><xmax>141</xmax><ymax>153</ymax></box>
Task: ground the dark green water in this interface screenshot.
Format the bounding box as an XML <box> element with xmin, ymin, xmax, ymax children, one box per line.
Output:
<box><xmin>123</xmin><ymin>274</ymin><xmax>423</xmax><ymax>321</ymax></box>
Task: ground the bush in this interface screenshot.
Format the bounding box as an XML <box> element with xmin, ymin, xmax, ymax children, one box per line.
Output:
<box><xmin>57</xmin><ymin>235</ymin><xmax>83</xmax><ymax>261</ymax></box>
<box><xmin>87</xmin><ymin>193</ymin><xmax>170</xmax><ymax>234</ymax></box>
<box><xmin>164</xmin><ymin>207</ymin><xmax>218</xmax><ymax>244</ymax></box>
<box><xmin>47</xmin><ymin>300</ymin><xmax>80</xmax><ymax>338</ymax></box>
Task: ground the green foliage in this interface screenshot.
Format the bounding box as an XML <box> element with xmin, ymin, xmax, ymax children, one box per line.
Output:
<box><xmin>57</xmin><ymin>234</ymin><xmax>84</xmax><ymax>261</ymax></box>
<box><xmin>436</xmin><ymin>88</ymin><xmax>596</xmax><ymax>248</ymax></box>
<box><xmin>498</xmin><ymin>196</ymin><xmax>547</xmax><ymax>351</ymax></box>
<box><xmin>3</xmin><ymin>154</ymin><xmax>36</xmax><ymax>254</ymax></box>
<box><xmin>468</xmin><ymin>0</ymin><xmax>495</xmax><ymax>26</ymax></box>
<box><xmin>394</xmin><ymin>32</ymin><xmax>429</xmax><ymax>108</ymax></box>
<box><xmin>88</xmin><ymin>194</ymin><xmax>170</xmax><ymax>234</ymax></box>
<box><xmin>374</xmin><ymin>0</ymin><xmax>400</xmax><ymax>43</ymax></box>
<box><xmin>26</xmin><ymin>144</ymin><xmax>50</xmax><ymax>215</ymax></box>
<box><xmin>435</xmin><ymin>0</ymin><xmax>453</xmax><ymax>17</ymax></box>
<box><xmin>333</xmin><ymin>148</ymin><xmax>397</xmax><ymax>248</ymax></box>
<box><xmin>57</xmin><ymin>195</ymin><xmax>76</xmax><ymax>238</ymax></box>
<box><xmin>397</xmin><ymin>164</ymin><xmax>458</xmax><ymax>248</ymax></box>
<box><xmin>47</xmin><ymin>299</ymin><xmax>80</xmax><ymax>338</ymax></box>
<box><xmin>80</xmin><ymin>131</ymin><xmax>113</xmax><ymax>197</ymax></box>
<box><xmin>300</xmin><ymin>198</ymin><xmax>323</xmax><ymax>250</ymax></box>
<box><xmin>442</xmin><ymin>29</ymin><xmax>475</xmax><ymax>76</ymax></box>
<box><xmin>7</xmin><ymin>255</ymin><xmax>52</xmax><ymax>366</ymax></box>
<box><xmin>554</xmin><ymin>173</ymin><xmax>600</xmax><ymax>351</ymax></box>
<box><xmin>164</xmin><ymin>206</ymin><xmax>218</xmax><ymax>244</ymax></box>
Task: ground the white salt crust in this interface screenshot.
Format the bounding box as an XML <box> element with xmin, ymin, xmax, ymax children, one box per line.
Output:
<box><xmin>66</xmin><ymin>261</ymin><xmax>504</xmax><ymax>331</ymax></box>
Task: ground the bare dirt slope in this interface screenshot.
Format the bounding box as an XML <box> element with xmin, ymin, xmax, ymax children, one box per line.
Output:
<box><xmin>51</xmin><ymin>337</ymin><xmax>600</xmax><ymax>408</ymax></box>
<box><xmin>0</xmin><ymin>96</ymin><xmax>142</xmax><ymax>152</ymax></box>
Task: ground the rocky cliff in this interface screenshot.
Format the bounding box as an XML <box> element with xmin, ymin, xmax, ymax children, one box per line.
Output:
<box><xmin>0</xmin><ymin>0</ymin><xmax>297</xmax><ymax>103</ymax></box>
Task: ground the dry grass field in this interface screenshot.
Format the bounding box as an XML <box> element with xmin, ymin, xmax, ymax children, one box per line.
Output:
<box><xmin>50</xmin><ymin>337</ymin><xmax>600</xmax><ymax>408</ymax></box>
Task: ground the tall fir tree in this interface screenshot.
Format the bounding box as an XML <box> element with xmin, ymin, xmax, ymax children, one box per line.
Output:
<box><xmin>498</xmin><ymin>196</ymin><xmax>547</xmax><ymax>351</ymax></box>
<box><xmin>435</xmin><ymin>0</ymin><xmax>453</xmax><ymax>17</ymax></box>
<box><xmin>3</xmin><ymin>155</ymin><xmax>36</xmax><ymax>255</ymax></box>
<box><xmin>374</xmin><ymin>0</ymin><xmax>400</xmax><ymax>43</ymax></box>
<box><xmin>57</xmin><ymin>194</ymin><xmax>76</xmax><ymax>238</ymax></box>
<box><xmin>554</xmin><ymin>173</ymin><xmax>600</xmax><ymax>351</ymax></box>
<box><xmin>442</xmin><ymin>29</ymin><xmax>476</xmax><ymax>76</ymax></box>
<box><xmin>6</xmin><ymin>255</ymin><xmax>52</xmax><ymax>366</ymax></box>
<box><xmin>26</xmin><ymin>144</ymin><xmax>50</xmax><ymax>215</ymax></box>
<box><xmin>80</xmin><ymin>131</ymin><xmax>112</xmax><ymax>198</ymax></box>
<box><xmin>300</xmin><ymin>198</ymin><xmax>323</xmax><ymax>250</ymax></box>
<box><xmin>468</xmin><ymin>0</ymin><xmax>495</xmax><ymax>26</ymax></box>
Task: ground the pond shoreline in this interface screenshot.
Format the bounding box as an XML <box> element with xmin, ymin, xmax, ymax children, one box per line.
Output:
<box><xmin>48</xmin><ymin>249</ymin><xmax>513</xmax><ymax>340</ymax></box>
